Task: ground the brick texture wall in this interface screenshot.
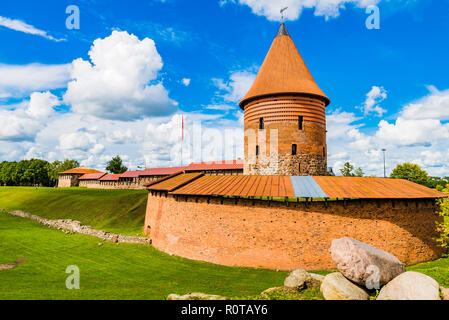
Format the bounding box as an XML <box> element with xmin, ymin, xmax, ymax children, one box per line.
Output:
<box><xmin>244</xmin><ymin>95</ymin><xmax>327</xmax><ymax>176</ymax></box>
<box><xmin>58</xmin><ymin>174</ymin><xmax>81</xmax><ymax>187</ymax></box>
<box><xmin>144</xmin><ymin>193</ymin><xmax>444</xmax><ymax>270</ymax></box>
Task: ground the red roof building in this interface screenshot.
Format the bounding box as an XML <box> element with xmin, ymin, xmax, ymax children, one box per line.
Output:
<box><xmin>58</xmin><ymin>166</ymin><xmax>103</xmax><ymax>175</ymax></box>
<box><xmin>99</xmin><ymin>174</ymin><xmax>122</xmax><ymax>181</ymax></box>
<box><xmin>119</xmin><ymin>170</ymin><xmax>143</xmax><ymax>179</ymax></box>
<box><xmin>184</xmin><ymin>160</ymin><xmax>243</xmax><ymax>175</ymax></box>
<box><xmin>241</xmin><ymin>23</ymin><xmax>329</xmax><ymax>176</ymax></box>
<box><xmin>78</xmin><ymin>173</ymin><xmax>107</xmax><ymax>180</ymax></box>
<box><xmin>139</xmin><ymin>167</ymin><xmax>187</xmax><ymax>177</ymax></box>
<box><xmin>58</xmin><ymin>166</ymin><xmax>104</xmax><ymax>187</ymax></box>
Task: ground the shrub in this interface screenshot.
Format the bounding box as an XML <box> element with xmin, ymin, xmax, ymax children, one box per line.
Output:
<box><xmin>436</xmin><ymin>187</ymin><xmax>449</xmax><ymax>252</ymax></box>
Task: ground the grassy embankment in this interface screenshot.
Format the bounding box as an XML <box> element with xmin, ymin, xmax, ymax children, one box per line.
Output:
<box><xmin>0</xmin><ymin>186</ymin><xmax>448</xmax><ymax>300</ymax></box>
<box><xmin>0</xmin><ymin>186</ymin><xmax>147</xmax><ymax>235</ymax></box>
<box><xmin>0</xmin><ymin>213</ymin><xmax>296</xmax><ymax>299</ymax></box>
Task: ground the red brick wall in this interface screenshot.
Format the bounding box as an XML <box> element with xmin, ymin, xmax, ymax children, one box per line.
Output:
<box><xmin>144</xmin><ymin>193</ymin><xmax>443</xmax><ymax>270</ymax></box>
<box><xmin>244</xmin><ymin>95</ymin><xmax>327</xmax><ymax>176</ymax></box>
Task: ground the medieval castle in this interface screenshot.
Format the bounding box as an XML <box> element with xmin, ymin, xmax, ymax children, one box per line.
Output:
<box><xmin>60</xmin><ymin>24</ymin><xmax>447</xmax><ymax>270</ymax></box>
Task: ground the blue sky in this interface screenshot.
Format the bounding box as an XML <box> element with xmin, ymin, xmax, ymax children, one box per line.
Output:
<box><xmin>1</xmin><ymin>0</ymin><xmax>449</xmax><ymax>176</ymax></box>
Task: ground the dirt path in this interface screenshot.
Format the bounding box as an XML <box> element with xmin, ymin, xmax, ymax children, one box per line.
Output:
<box><xmin>1</xmin><ymin>209</ymin><xmax>151</xmax><ymax>246</ymax></box>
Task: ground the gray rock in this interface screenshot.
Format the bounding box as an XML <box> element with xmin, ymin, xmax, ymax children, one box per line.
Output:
<box><xmin>320</xmin><ymin>272</ymin><xmax>369</xmax><ymax>300</ymax></box>
<box><xmin>0</xmin><ymin>264</ymin><xmax>15</xmax><ymax>271</ymax></box>
<box><xmin>309</xmin><ymin>273</ymin><xmax>325</xmax><ymax>282</ymax></box>
<box><xmin>306</xmin><ymin>273</ymin><xmax>325</xmax><ymax>289</ymax></box>
<box><xmin>377</xmin><ymin>271</ymin><xmax>440</xmax><ymax>300</ymax></box>
<box><xmin>166</xmin><ymin>293</ymin><xmax>229</xmax><ymax>300</ymax></box>
<box><xmin>284</xmin><ymin>269</ymin><xmax>311</xmax><ymax>290</ymax></box>
<box><xmin>330</xmin><ymin>237</ymin><xmax>405</xmax><ymax>289</ymax></box>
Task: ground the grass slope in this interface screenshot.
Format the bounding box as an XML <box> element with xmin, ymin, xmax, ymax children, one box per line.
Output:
<box><xmin>0</xmin><ymin>214</ymin><xmax>288</xmax><ymax>300</ymax></box>
<box><xmin>0</xmin><ymin>187</ymin><xmax>147</xmax><ymax>235</ymax></box>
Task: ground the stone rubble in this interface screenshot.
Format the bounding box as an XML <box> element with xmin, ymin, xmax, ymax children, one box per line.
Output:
<box><xmin>166</xmin><ymin>293</ymin><xmax>230</xmax><ymax>300</ymax></box>
<box><xmin>1</xmin><ymin>209</ymin><xmax>151</xmax><ymax>245</ymax></box>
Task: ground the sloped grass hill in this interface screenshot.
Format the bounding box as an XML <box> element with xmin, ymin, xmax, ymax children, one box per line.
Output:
<box><xmin>0</xmin><ymin>214</ymin><xmax>288</xmax><ymax>300</ymax></box>
<box><xmin>0</xmin><ymin>187</ymin><xmax>147</xmax><ymax>235</ymax></box>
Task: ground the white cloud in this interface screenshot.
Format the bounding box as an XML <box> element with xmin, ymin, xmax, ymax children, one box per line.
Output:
<box><xmin>106</xmin><ymin>129</ymin><xmax>137</xmax><ymax>144</ymax></box>
<box><xmin>0</xmin><ymin>63</ymin><xmax>71</xmax><ymax>98</ymax></box>
<box><xmin>142</xmin><ymin>113</ymin><xmax>244</xmax><ymax>167</ymax></box>
<box><xmin>27</xmin><ymin>91</ymin><xmax>60</xmax><ymax>118</ymax></box>
<box><xmin>400</xmin><ymin>86</ymin><xmax>449</xmax><ymax>121</ymax></box>
<box><xmin>63</xmin><ymin>31</ymin><xmax>177</xmax><ymax>121</ymax></box>
<box><xmin>0</xmin><ymin>91</ymin><xmax>60</xmax><ymax>142</ymax></box>
<box><xmin>327</xmin><ymin>86</ymin><xmax>449</xmax><ymax>177</ymax></box>
<box><xmin>220</xmin><ymin>0</ymin><xmax>380</xmax><ymax>21</ymax></box>
<box><xmin>205</xmin><ymin>104</ymin><xmax>235</xmax><ymax>111</ymax></box>
<box><xmin>0</xmin><ymin>16</ymin><xmax>65</xmax><ymax>41</ymax></box>
<box><xmin>213</xmin><ymin>70</ymin><xmax>256</xmax><ymax>103</ymax></box>
<box><xmin>376</xmin><ymin>118</ymin><xmax>449</xmax><ymax>147</ymax></box>
<box><xmin>359</xmin><ymin>86</ymin><xmax>387</xmax><ymax>117</ymax></box>
<box><xmin>182</xmin><ymin>78</ymin><xmax>191</xmax><ymax>86</ymax></box>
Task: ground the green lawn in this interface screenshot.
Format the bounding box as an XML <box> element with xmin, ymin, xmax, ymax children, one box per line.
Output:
<box><xmin>0</xmin><ymin>213</ymin><xmax>289</xmax><ymax>300</ymax></box>
<box><xmin>0</xmin><ymin>187</ymin><xmax>147</xmax><ymax>235</ymax></box>
<box><xmin>0</xmin><ymin>186</ymin><xmax>448</xmax><ymax>300</ymax></box>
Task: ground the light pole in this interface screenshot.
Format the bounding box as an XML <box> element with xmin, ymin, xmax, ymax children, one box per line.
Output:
<box><xmin>382</xmin><ymin>149</ymin><xmax>386</xmax><ymax>178</ymax></box>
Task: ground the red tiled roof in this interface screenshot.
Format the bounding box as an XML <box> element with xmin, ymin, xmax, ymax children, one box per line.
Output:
<box><xmin>139</xmin><ymin>167</ymin><xmax>186</xmax><ymax>177</ymax></box>
<box><xmin>240</xmin><ymin>24</ymin><xmax>329</xmax><ymax>109</ymax></box>
<box><xmin>59</xmin><ymin>167</ymin><xmax>103</xmax><ymax>175</ymax></box>
<box><xmin>120</xmin><ymin>170</ymin><xmax>143</xmax><ymax>178</ymax></box>
<box><xmin>170</xmin><ymin>175</ymin><xmax>295</xmax><ymax>198</ymax></box>
<box><xmin>185</xmin><ymin>160</ymin><xmax>243</xmax><ymax>172</ymax></box>
<box><xmin>165</xmin><ymin>174</ymin><xmax>448</xmax><ymax>199</ymax></box>
<box><xmin>99</xmin><ymin>174</ymin><xmax>121</xmax><ymax>181</ymax></box>
<box><xmin>78</xmin><ymin>173</ymin><xmax>106</xmax><ymax>180</ymax></box>
<box><xmin>313</xmin><ymin>176</ymin><xmax>448</xmax><ymax>199</ymax></box>
<box><xmin>147</xmin><ymin>173</ymin><xmax>204</xmax><ymax>192</ymax></box>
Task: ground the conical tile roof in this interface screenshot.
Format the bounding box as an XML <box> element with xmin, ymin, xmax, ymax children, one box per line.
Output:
<box><xmin>240</xmin><ymin>24</ymin><xmax>329</xmax><ymax>109</ymax></box>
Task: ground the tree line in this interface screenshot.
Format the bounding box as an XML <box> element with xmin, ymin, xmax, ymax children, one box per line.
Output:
<box><xmin>339</xmin><ymin>161</ymin><xmax>449</xmax><ymax>190</ymax></box>
<box><xmin>0</xmin><ymin>155</ymin><xmax>128</xmax><ymax>187</ymax></box>
<box><xmin>0</xmin><ymin>159</ymin><xmax>79</xmax><ymax>187</ymax></box>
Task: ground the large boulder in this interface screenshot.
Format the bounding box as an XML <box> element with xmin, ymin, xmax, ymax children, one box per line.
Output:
<box><xmin>377</xmin><ymin>271</ymin><xmax>440</xmax><ymax>300</ymax></box>
<box><xmin>320</xmin><ymin>272</ymin><xmax>369</xmax><ymax>300</ymax></box>
<box><xmin>330</xmin><ymin>237</ymin><xmax>405</xmax><ymax>289</ymax></box>
<box><xmin>167</xmin><ymin>293</ymin><xmax>229</xmax><ymax>300</ymax></box>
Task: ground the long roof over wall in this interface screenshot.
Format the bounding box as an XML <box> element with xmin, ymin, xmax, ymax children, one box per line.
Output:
<box><xmin>147</xmin><ymin>173</ymin><xmax>447</xmax><ymax>199</ymax></box>
<box><xmin>239</xmin><ymin>23</ymin><xmax>330</xmax><ymax>109</ymax></box>
<box><xmin>58</xmin><ymin>167</ymin><xmax>104</xmax><ymax>175</ymax></box>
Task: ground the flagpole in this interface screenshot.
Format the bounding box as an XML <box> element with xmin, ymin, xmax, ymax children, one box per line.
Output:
<box><xmin>181</xmin><ymin>114</ymin><xmax>184</xmax><ymax>167</ymax></box>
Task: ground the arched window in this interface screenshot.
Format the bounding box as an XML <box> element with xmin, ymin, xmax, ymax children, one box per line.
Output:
<box><xmin>259</xmin><ymin>117</ymin><xmax>264</xmax><ymax>130</ymax></box>
<box><xmin>292</xmin><ymin>144</ymin><xmax>297</xmax><ymax>156</ymax></box>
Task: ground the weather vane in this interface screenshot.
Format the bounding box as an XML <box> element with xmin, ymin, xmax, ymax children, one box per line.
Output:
<box><xmin>280</xmin><ymin>7</ymin><xmax>288</xmax><ymax>23</ymax></box>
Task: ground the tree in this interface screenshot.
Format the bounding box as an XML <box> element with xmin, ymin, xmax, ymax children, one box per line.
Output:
<box><xmin>339</xmin><ymin>162</ymin><xmax>364</xmax><ymax>177</ymax></box>
<box><xmin>22</xmin><ymin>159</ymin><xmax>51</xmax><ymax>187</ymax></box>
<box><xmin>354</xmin><ymin>167</ymin><xmax>364</xmax><ymax>177</ymax></box>
<box><xmin>106</xmin><ymin>156</ymin><xmax>128</xmax><ymax>174</ymax></box>
<box><xmin>426</xmin><ymin>176</ymin><xmax>449</xmax><ymax>189</ymax></box>
<box><xmin>390</xmin><ymin>163</ymin><xmax>429</xmax><ymax>186</ymax></box>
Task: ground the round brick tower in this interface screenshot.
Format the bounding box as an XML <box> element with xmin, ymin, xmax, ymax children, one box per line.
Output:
<box><xmin>240</xmin><ymin>23</ymin><xmax>330</xmax><ymax>176</ymax></box>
